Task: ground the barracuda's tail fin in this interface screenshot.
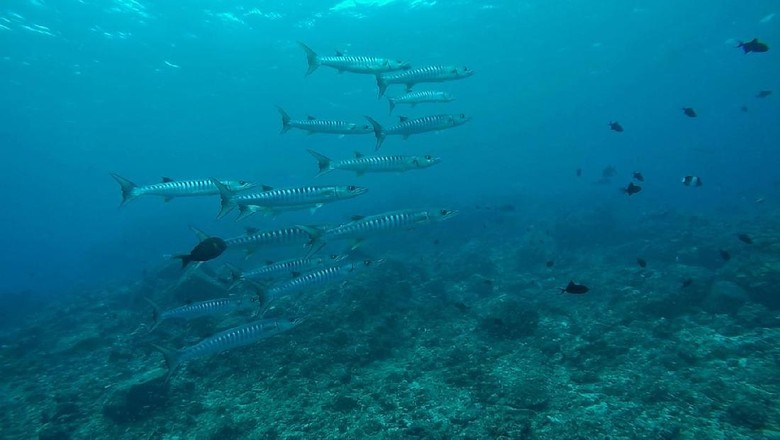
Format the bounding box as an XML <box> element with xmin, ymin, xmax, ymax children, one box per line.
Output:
<box><xmin>375</xmin><ymin>74</ymin><xmax>389</xmax><ymax>99</ymax></box>
<box><xmin>211</xmin><ymin>178</ymin><xmax>237</xmax><ymax>219</ymax></box>
<box><xmin>110</xmin><ymin>173</ymin><xmax>140</xmax><ymax>206</ymax></box>
<box><xmin>364</xmin><ymin>116</ymin><xmax>386</xmax><ymax>150</ymax></box>
<box><xmin>306</xmin><ymin>149</ymin><xmax>333</xmax><ymax>177</ymax></box>
<box><xmin>276</xmin><ymin>106</ymin><xmax>292</xmax><ymax>134</ymax></box>
<box><xmin>387</xmin><ymin>97</ymin><xmax>396</xmax><ymax>115</ymax></box>
<box><xmin>298</xmin><ymin>42</ymin><xmax>320</xmax><ymax>76</ymax></box>
<box><xmin>151</xmin><ymin>344</ymin><xmax>183</xmax><ymax>382</ymax></box>
<box><xmin>143</xmin><ymin>297</ymin><xmax>163</xmax><ymax>333</ymax></box>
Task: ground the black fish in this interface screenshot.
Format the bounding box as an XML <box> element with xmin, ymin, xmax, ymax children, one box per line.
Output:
<box><xmin>576</xmin><ymin>168</ymin><xmax>582</xmax><ymax>177</ymax></box>
<box><xmin>561</xmin><ymin>281</ymin><xmax>589</xmax><ymax>294</ymax></box>
<box><xmin>682</xmin><ymin>107</ymin><xmax>697</xmax><ymax>118</ymax></box>
<box><xmin>740</xmin><ymin>105</ymin><xmax>749</xmax><ymax>112</ymax></box>
<box><xmin>624</xmin><ymin>182</ymin><xmax>642</xmax><ymax>196</ymax></box>
<box><xmin>608</xmin><ymin>121</ymin><xmax>624</xmax><ymax>132</ymax></box>
<box><xmin>633</xmin><ymin>171</ymin><xmax>644</xmax><ymax>182</ymax></box>
<box><xmin>719</xmin><ymin>249</ymin><xmax>731</xmax><ymax>261</ymax></box>
<box><xmin>737</xmin><ymin>38</ymin><xmax>769</xmax><ymax>54</ymax></box>
<box><xmin>546</xmin><ymin>260</ymin><xmax>555</xmax><ymax>268</ymax></box>
<box><xmin>681</xmin><ymin>278</ymin><xmax>693</xmax><ymax>288</ymax></box>
<box><xmin>636</xmin><ymin>257</ymin><xmax>647</xmax><ymax>268</ymax></box>
<box><xmin>174</xmin><ymin>237</ymin><xmax>227</xmax><ymax>268</ymax></box>
<box><xmin>756</xmin><ymin>90</ymin><xmax>772</xmax><ymax>98</ymax></box>
<box><xmin>737</xmin><ymin>233</ymin><xmax>753</xmax><ymax>244</ymax></box>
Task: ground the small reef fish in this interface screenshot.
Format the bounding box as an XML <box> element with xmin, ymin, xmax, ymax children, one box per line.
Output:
<box><xmin>110</xmin><ymin>174</ymin><xmax>254</xmax><ymax>206</ymax></box>
<box><xmin>561</xmin><ymin>281</ymin><xmax>589</xmax><ymax>294</ymax></box>
<box><xmin>365</xmin><ymin>114</ymin><xmax>470</xmax><ymax>150</ymax></box>
<box><xmin>376</xmin><ymin>65</ymin><xmax>473</xmax><ymax>98</ymax></box>
<box><xmin>737</xmin><ymin>233</ymin><xmax>753</xmax><ymax>244</ymax></box>
<box><xmin>297</xmin><ymin>209</ymin><xmax>458</xmax><ymax>249</ymax></box>
<box><xmin>388</xmin><ymin>90</ymin><xmax>455</xmax><ymax>114</ymax></box>
<box><xmin>298</xmin><ymin>42</ymin><xmax>410</xmax><ymax>76</ymax></box>
<box><xmin>608</xmin><ymin>121</ymin><xmax>624</xmax><ymax>132</ymax></box>
<box><xmin>212</xmin><ymin>179</ymin><xmax>368</xmax><ymax>220</ymax></box>
<box><xmin>144</xmin><ymin>296</ymin><xmax>254</xmax><ymax>332</ymax></box>
<box><xmin>307</xmin><ymin>149</ymin><xmax>440</xmax><ymax>177</ymax></box>
<box><xmin>636</xmin><ymin>257</ymin><xmax>647</xmax><ymax>268</ymax></box>
<box><xmin>152</xmin><ymin>317</ymin><xmax>303</xmax><ymax>379</ymax></box>
<box><xmin>576</xmin><ymin>168</ymin><xmax>582</xmax><ymax>177</ymax></box>
<box><xmin>719</xmin><ymin>249</ymin><xmax>731</xmax><ymax>261</ymax></box>
<box><xmin>175</xmin><ymin>236</ymin><xmax>227</xmax><ymax>268</ymax></box>
<box><xmin>682</xmin><ymin>107</ymin><xmax>697</xmax><ymax>118</ymax></box>
<box><xmin>633</xmin><ymin>171</ymin><xmax>644</xmax><ymax>182</ymax></box>
<box><xmin>756</xmin><ymin>90</ymin><xmax>772</xmax><ymax>98</ymax></box>
<box><xmin>681</xmin><ymin>176</ymin><xmax>703</xmax><ymax>187</ymax></box>
<box><xmin>277</xmin><ymin>107</ymin><xmax>373</xmax><ymax>135</ymax></box>
<box><xmin>624</xmin><ymin>182</ymin><xmax>642</xmax><ymax>196</ymax></box>
<box><xmin>737</xmin><ymin>38</ymin><xmax>769</xmax><ymax>54</ymax></box>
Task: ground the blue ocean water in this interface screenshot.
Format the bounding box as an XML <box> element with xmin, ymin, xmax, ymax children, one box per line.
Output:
<box><xmin>1</xmin><ymin>0</ymin><xmax>779</xmax><ymax>438</ymax></box>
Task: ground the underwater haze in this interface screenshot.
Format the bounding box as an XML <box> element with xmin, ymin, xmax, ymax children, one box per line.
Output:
<box><xmin>1</xmin><ymin>0</ymin><xmax>779</xmax><ymax>439</ymax></box>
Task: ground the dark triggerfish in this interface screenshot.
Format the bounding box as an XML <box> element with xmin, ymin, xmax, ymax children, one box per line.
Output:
<box><xmin>175</xmin><ymin>237</ymin><xmax>227</xmax><ymax>267</ymax></box>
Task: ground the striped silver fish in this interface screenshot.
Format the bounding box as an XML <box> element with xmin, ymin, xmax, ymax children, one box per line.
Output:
<box><xmin>212</xmin><ymin>179</ymin><xmax>368</xmax><ymax>220</ymax></box>
<box><xmin>307</xmin><ymin>149</ymin><xmax>440</xmax><ymax>177</ymax></box>
<box><xmin>297</xmin><ymin>209</ymin><xmax>458</xmax><ymax>248</ymax></box>
<box><xmin>298</xmin><ymin>41</ymin><xmax>410</xmax><ymax>75</ymax></box>
<box><xmin>222</xmin><ymin>226</ymin><xmax>317</xmax><ymax>256</ymax></box>
<box><xmin>265</xmin><ymin>259</ymin><xmax>379</xmax><ymax>302</ymax></box>
<box><xmin>277</xmin><ymin>107</ymin><xmax>373</xmax><ymax>135</ymax></box>
<box><xmin>388</xmin><ymin>90</ymin><xmax>455</xmax><ymax>114</ymax></box>
<box><xmin>376</xmin><ymin>65</ymin><xmax>473</xmax><ymax>98</ymax></box>
<box><xmin>235</xmin><ymin>255</ymin><xmax>343</xmax><ymax>280</ymax></box>
<box><xmin>152</xmin><ymin>317</ymin><xmax>302</xmax><ymax>379</ymax></box>
<box><xmin>144</xmin><ymin>296</ymin><xmax>255</xmax><ymax>333</ymax></box>
<box><xmin>110</xmin><ymin>174</ymin><xmax>255</xmax><ymax>206</ymax></box>
<box><xmin>365</xmin><ymin>114</ymin><xmax>470</xmax><ymax>150</ymax></box>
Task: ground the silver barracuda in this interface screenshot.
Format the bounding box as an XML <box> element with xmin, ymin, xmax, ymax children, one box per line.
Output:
<box><xmin>143</xmin><ymin>296</ymin><xmax>255</xmax><ymax>333</ymax></box>
<box><xmin>298</xmin><ymin>42</ymin><xmax>410</xmax><ymax>75</ymax></box>
<box><xmin>212</xmin><ymin>179</ymin><xmax>368</xmax><ymax>220</ymax></box>
<box><xmin>375</xmin><ymin>65</ymin><xmax>473</xmax><ymax>98</ymax></box>
<box><xmin>387</xmin><ymin>90</ymin><xmax>455</xmax><ymax>114</ymax></box>
<box><xmin>297</xmin><ymin>209</ymin><xmax>458</xmax><ymax>249</ymax></box>
<box><xmin>277</xmin><ymin>106</ymin><xmax>373</xmax><ymax>136</ymax></box>
<box><xmin>265</xmin><ymin>259</ymin><xmax>379</xmax><ymax>302</ymax></box>
<box><xmin>307</xmin><ymin>149</ymin><xmax>440</xmax><ymax>177</ymax></box>
<box><xmin>110</xmin><ymin>174</ymin><xmax>255</xmax><ymax>206</ymax></box>
<box><xmin>231</xmin><ymin>255</ymin><xmax>344</xmax><ymax>281</ymax></box>
<box><xmin>222</xmin><ymin>226</ymin><xmax>316</xmax><ymax>254</ymax></box>
<box><xmin>152</xmin><ymin>317</ymin><xmax>302</xmax><ymax>379</ymax></box>
<box><xmin>365</xmin><ymin>114</ymin><xmax>470</xmax><ymax>150</ymax></box>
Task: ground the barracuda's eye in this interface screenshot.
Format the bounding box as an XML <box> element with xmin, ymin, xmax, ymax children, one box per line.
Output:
<box><xmin>459</xmin><ymin>113</ymin><xmax>465</xmax><ymax>118</ymax></box>
<box><xmin>425</xmin><ymin>155</ymin><xmax>432</xmax><ymax>160</ymax></box>
<box><xmin>440</xmin><ymin>209</ymin><xmax>449</xmax><ymax>216</ymax></box>
<box><xmin>239</xmin><ymin>180</ymin><xmax>247</xmax><ymax>185</ymax></box>
<box><xmin>364</xmin><ymin>259</ymin><xmax>371</xmax><ymax>266</ymax></box>
<box><xmin>348</xmin><ymin>185</ymin><xmax>357</xmax><ymax>191</ymax></box>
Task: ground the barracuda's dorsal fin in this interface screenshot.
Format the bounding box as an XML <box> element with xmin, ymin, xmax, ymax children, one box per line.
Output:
<box><xmin>245</xmin><ymin>227</ymin><xmax>259</xmax><ymax>235</ymax></box>
<box><xmin>307</xmin><ymin>115</ymin><xmax>316</xmax><ymax>120</ymax></box>
<box><xmin>162</xmin><ymin>177</ymin><xmax>174</xmax><ymax>183</ymax></box>
<box><xmin>189</xmin><ymin>225</ymin><xmax>211</xmax><ymax>242</ymax></box>
<box><xmin>354</xmin><ymin>151</ymin><xmax>364</xmax><ymax>158</ymax></box>
<box><xmin>399</xmin><ymin>115</ymin><xmax>408</xmax><ymax>122</ymax></box>
<box><xmin>350</xmin><ymin>215</ymin><xmax>365</xmax><ymax>221</ymax></box>
<box><xmin>262</xmin><ymin>185</ymin><xmax>274</xmax><ymax>192</ymax></box>
<box><xmin>335</xmin><ymin>50</ymin><xmax>343</xmax><ymax>57</ymax></box>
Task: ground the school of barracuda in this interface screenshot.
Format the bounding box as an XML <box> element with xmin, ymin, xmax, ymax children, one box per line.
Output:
<box><xmin>112</xmin><ymin>41</ymin><xmax>473</xmax><ymax>380</ymax></box>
